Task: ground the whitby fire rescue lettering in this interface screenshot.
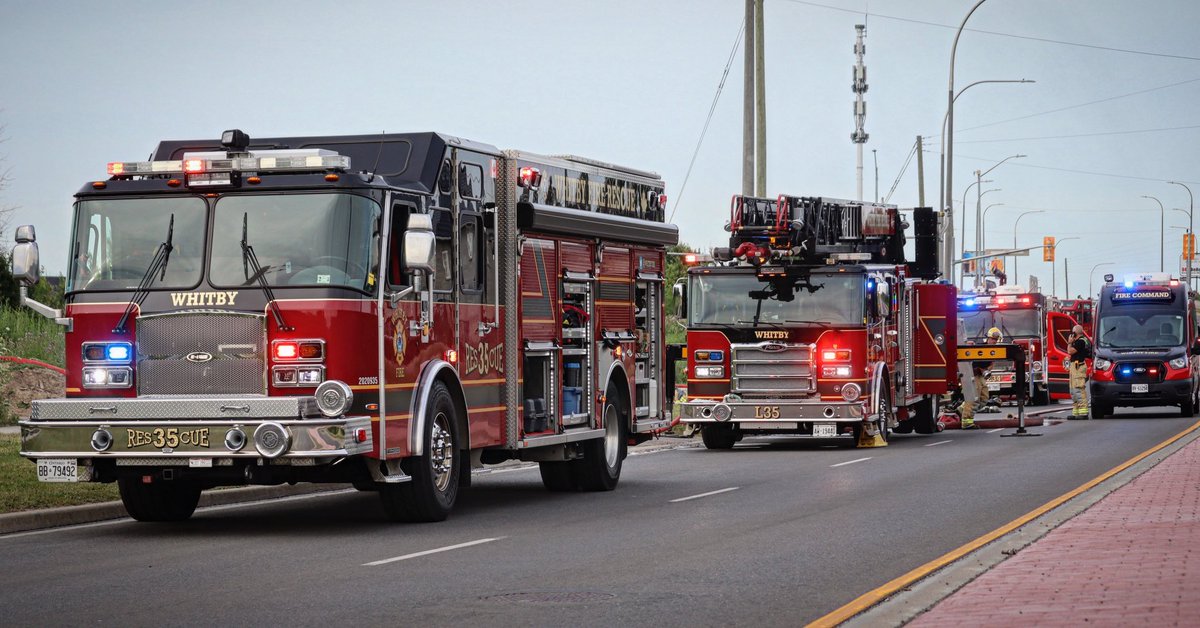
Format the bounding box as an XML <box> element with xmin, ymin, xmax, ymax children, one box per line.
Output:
<box><xmin>754</xmin><ymin>330</ymin><xmax>788</xmax><ymax>339</ymax></box>
<box><xmin>170</xmin><ymin>291</ymin><xmax>238</xmax><ymax>307</ymax></box>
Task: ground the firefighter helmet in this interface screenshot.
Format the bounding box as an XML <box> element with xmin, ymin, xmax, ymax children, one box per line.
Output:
<box><xmin>987</xmin><ymin>327</ymin><xmax>1002</xmax><ymax>339</ymax></box>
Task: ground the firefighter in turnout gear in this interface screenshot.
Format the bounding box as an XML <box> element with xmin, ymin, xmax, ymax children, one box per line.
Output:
<box><xmin>961</xmin><ymin>327</ymin><xmax>1002</xmax><ymax>429</ymax></box>
<box><xmin>1068</xmin><ymin>324</ymin><xmax>1092</xmax><ymax>419</ymax></box>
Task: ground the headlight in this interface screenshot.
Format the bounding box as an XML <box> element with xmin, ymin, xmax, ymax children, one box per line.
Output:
<box><xmin>1170</xmin><ymin>357</ymin><xmax>1188</xmax><ymax>370</ymax></box>
<box><xmin>841</xmin><ymin>383</ymin><xmax>861</xmax><ymax>401</ymax></box>
<box><xmin>1093</xmin><ymin>358</ymin><xmax>1112</xmax><ymax>372</ymax></box>
<box><xmin>695</xmin><ymin>365</ymin><xmax>725</xmax><ymax>378</ymax></box>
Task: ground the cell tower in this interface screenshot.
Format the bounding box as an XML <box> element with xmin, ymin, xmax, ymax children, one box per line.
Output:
<box><xmin>851</xmin><ymin>24</ymin><xmax>868</xmax><ymax>201</ymax></box>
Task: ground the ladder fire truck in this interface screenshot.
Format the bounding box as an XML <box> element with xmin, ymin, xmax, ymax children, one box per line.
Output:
<box><xmin>675</xmin><ymin>195</ymin><xmax>956</xmax><ymax>448</ymax></box>
<box><xmin>10</xmin><ymin>129</ymin><xmax>678</xmax><ymax>522</ymax></box>
<box><xmin>957</xmin><ymin>286</ymin><xmax>1078</xmax><ymax>404</ymax></box>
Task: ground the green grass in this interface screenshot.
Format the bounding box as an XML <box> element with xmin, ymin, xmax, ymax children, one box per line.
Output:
<box><xmin>0</xmin><ymin>435</ymin><xmax>119</xmax><ymax>513</ymax></box>
<box><xmin>0</xmin><ymin>307</ymin><xmax>65</xmax><ymax>367</ymax></box>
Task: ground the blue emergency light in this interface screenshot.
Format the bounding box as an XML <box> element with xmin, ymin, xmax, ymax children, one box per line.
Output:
<box><xmin>1124</xmin><ymin>280</ymin><xmax>1134</xmax><ymax>288</ymax></box>
<box><xmin>106</xmin><ymin>343</ymin><xmax>132</xmax><ymax>362</ymax></box>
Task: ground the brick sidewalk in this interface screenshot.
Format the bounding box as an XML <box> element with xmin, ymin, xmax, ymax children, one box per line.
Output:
<box><xmin>910</xmin><ymin>434</ymin><xmax>1200</xmax><ymax>626</ymax></box>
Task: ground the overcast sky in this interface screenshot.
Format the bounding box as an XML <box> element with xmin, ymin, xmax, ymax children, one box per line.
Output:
<box><xmin>3</xmin><ymin>0</ymin><xmax>1199</xmax><ymax>298</ymax></box>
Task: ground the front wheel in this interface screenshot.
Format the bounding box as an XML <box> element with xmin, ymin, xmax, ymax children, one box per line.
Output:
<box><xmin>701</xmin><ymin>424</ymin><xmax>738</xmax><ymax>449</ymax></box>
<box><xmin>1182</xmin><ymin>396</ymin><xmax>1195</xmax><ymax>418</ymax></box>
<box><xmin>1031</xmin><ymin>385</ymin><xmax>1050</xmax><ymax>406</ymax></box>
<box><xmin>379</xmin><ymin>381</ymin><xmax>460</xmax><ymax>522</ymax></box>
<box><xmin>118</xmin><ymin>476</ymin><xmax>202</xmax><ymax>522</ymax></box>
<box><xmin>1091</xmin><ymin>402</ymin><xmax>1112</xmax><ymax>420</ymax></box>
<box><xmin>571</xmin><ymin>385</ymin><xmax>627</xmax><ymax>491</ymax></box>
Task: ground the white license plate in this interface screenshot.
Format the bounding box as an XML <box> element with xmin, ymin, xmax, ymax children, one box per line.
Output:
<box><xmin>987</xmin><ymin>383</ymin><xmax>1002</xmax><ymax>391</ymax></box>
<box><xmin>812</xmin><ymin>423</ymin><xmax>838</xmax><ymax>438</ymax></box>
<box><xmin>1132</xmin><ymin>383</ymin><xmax>1149</xmax><ymax>393</ymax></box>
<box><xmin>36</xmin><ymin>458</ymin><xmax>78</xmax><ymax>483</ymax></box>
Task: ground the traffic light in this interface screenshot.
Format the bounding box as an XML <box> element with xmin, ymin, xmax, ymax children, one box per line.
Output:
<box><xmin>1043</xmin><ymin>236</ymin><xmax>1055</xmax><ymax>262</ymax></box>
<box><xmin>1185</xmin><ymin>233</ymin><xmax>1195</xmax><ymax>260</ymax></box>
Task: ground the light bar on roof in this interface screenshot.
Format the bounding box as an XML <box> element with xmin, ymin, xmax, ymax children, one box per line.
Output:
<box><xmin>107</xmin><ymin>149</ymin><xmax>350</xmax><ymax>177</ymax></box>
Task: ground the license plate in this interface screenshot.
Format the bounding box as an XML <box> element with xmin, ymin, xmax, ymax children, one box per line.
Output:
<box><xmin>987</xmin><ymin>383</ymin><xmax>1002</xmax><ymax>391</ymax></box>
<box><xmin>1132</xmin><ymin>383</ymin><xmax>1149</xmax><ymax>393</ymax></box>
<box><xmin>812</xmin><ymin>423</ymin><xmax>837</xmax><ymax>438</ymax></box>
<box><xmin>36</xmin><ymin>458</ymin><xmax>78</xmax><ymax>483</ymax></box>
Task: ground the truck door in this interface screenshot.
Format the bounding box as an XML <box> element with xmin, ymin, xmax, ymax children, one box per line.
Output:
<box><xmin>1046</xmin><ymin>312</ymin><xmax>1075</xmax><ymax>400</ymax></box>
<box><xmin>911</xmin><ymin>283</ymin><xmax>957</xmax><ymax>394</ymax></box>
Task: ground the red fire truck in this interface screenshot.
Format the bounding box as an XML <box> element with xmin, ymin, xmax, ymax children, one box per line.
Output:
<box><xmin>956</xmin><ymin>286</ymin><xmax>1077</xmax><ymax>404</ymax></box>
<box><xmin>9</xmin><ymin>129</ymin><xmax>677</xmax><ymax>522</ymax></box>
<box><xmin>1056</xmin><ymin>298</ymin><xmax>1094</xmax><ymax>337</ymax></box>
<box><xmin>676</xmin><ymin>195</ymin><xmax>956</xmax><ymax>447</ymax></box>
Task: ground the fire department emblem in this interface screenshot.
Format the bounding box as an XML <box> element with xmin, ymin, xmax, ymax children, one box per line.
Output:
<box><xmin>391</xmin><ymin>309</ymin><xmax>408</xmax><ymax>357</ymax></box>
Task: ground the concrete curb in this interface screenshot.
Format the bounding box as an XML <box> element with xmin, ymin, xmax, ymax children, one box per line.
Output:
<box><xmin>0</xmin><ymin>435</ymin><xmax>700</xmax><ymax>535</ymax></box>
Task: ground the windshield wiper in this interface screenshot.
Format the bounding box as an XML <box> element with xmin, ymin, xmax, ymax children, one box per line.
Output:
<box><xmin>736</xmin><ymin>319</ymin><xmax>786</xmax><ymax>329</ymax></box>
<box><xmin>242</xmin><ymin>213</ymin><xmax>292</xmax><ymax>331</ymax></box>
<box><xmin>113</xmin><ymin>215</ymin><xmax>174</xmax><ymax>334</ymax></box>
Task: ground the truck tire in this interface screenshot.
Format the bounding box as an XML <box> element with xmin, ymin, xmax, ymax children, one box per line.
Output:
<box><xmin>571</xmin><ymin>384</ymin><xmax>627</xmax><ymax>491</ymax></box>
<box><xmin>1032</xmin><ymin>386</ymin><xmax>1050</xmax><ymax>406</ymax></box>
<box><xmin>701</xmin><ymin>424</ymin><xmax>738</xmax><ymax>449</ymax></box>
<box><xmin>538</xmin><ymin>461</ymin><xmax>577</xmax><ymax>492</ymax></box>
<box><xmin>1182</xmin><ymin>396</ymin><xmax>1195</xmax><ymax>418</ymax></box>
<box><xmin>379</xmin><ymin>381</ymin><xmax>460</xmax><ymax>522</ymax></box>
<box><xmin>1091</xmin><ymin>402</ymin><xmax>1112</xmax><ymax>419</ymax></box>
<box><xmin>117</xmin><ymin>476</ymin><xmax>202</xmax><ymax>522</ymax></box>
<box><xmin>911</xmin><ymin>397</ymin><xmax>940</xmax><ymax>434</ymax></box>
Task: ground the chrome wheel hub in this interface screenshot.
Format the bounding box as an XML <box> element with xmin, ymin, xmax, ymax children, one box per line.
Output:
<box><xmin>430</xmin><ymin>413</ymin><xmax>454</xmax><ymax>492</ymax></box>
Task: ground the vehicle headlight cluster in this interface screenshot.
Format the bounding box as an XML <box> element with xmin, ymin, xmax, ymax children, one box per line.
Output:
<box><xmin>81</xmin><ymin>342</ymin><xmax>133</xmax><ymax>389</ymax></box>
<box><xmin>1093</xmin><ymin>358</ymin><xmax>1112</xmax><ymax>372</ymax></box>
<box><xmin>272</xmin><ymin>339</ymin><xmax>326</xmax><ymax>387</ymax></box>
<box><xmin>694</xmin><ymin>365</ymin><xmax>725</xmax><ymax>379</ymax></box>
<box><xmin>1169</xmin><ymin>356</ymin><xmax>1188</xmax><ymax>370</ymax></box>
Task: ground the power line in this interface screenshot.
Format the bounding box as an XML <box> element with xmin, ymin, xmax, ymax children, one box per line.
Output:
<box><xmin>925</xmin><ymin>149</ymin><xmax>1200</xmax><ymax>185</ymax></box>
<box><xmin>955</xmin><ymin>124</ymin><xmax>1200</xmax><ymax>144</ymax></box>
<box><xmin>670</xmin><ymin>20</ymin><xmax>745</xmax><ymax>223</ymax></box>
<box><xmin>778</xmin><ymin>0</ymin><xmax>1200</xmax><ymax>62</ymax></box>
<box><xmin>883</xmin><ymin>140</ymin><xmax>917</xmax><ymax>203</ymax></box>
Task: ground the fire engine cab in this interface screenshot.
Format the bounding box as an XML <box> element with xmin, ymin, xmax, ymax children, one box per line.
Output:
<box><xmin>956</xmin><ymin>286</ymin><xmax>1076</xmax><ymax>404</ymax></box>
<box><xmin>676</xmin><ymin>195</ymin><xmax>955</xmax><ymax>448</ymax></box>
<box><xmin>9</xmin><ymin>129</ymin><xmax>678</xmax><ymax>522</ymax></box>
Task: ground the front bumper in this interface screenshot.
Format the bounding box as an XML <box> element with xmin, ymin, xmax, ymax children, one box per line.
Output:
<box><xmin>679</xmin><ymin>398</ymin><xmax>865</xmax><ymax>434</ymax></box>
<box><xmin>1090</xmin><ymin>379</ymin><xmax>1193</xmax><ymax>408</ymax></box>
<box><xmin>21</xmin><ymin>396</ymin><xmax>373</xmax><ymax>461</ymax></box>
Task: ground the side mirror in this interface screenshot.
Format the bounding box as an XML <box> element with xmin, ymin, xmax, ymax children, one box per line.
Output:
<box><xmin>672</xmin><ymin>278</ymin><xmax>687</xmax><ymax>319</ymax></box>
<box><xmin>15</xmin><ymin>225</ymin><xmax>36</xmax><ymax>243</ymax></box>
<box><xmin>10</xmin><ymin>241</ymin><xmax>40</xmax><ymax>287</ymax></box>
<box><xmin>403</xmin><ymin>214</ymin><xmax>436</xmax><ymax>274</ymax></box>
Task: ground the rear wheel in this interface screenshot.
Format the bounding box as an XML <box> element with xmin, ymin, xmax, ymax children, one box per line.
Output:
<box><xmin>118</xmin><ymin>476</ymin><xmax>202</xmax><ymax>522</ymax></box>
<box><xmin>701</xmin><ymin>424</ymin><xmax>738</xmax><ymax>449</ymax></box>
<box><xmin>571</xmin><ymin>385</ymin><xmax>627</xmax><ymax>491</ymax></box>
<box><xmin>379</xmin><ymin>381</ymin><xmax>460</xmax><ymax>522</ymax></box>
<box><xmin>538</xmin><ymin>461</ymin><xmax>577</xmax><ymax>492</ymax></box>
<box><xmin>1032</xmin><ymin>385</ymin><xmax>1050</xmax><ymax>406</ymax></box>
<box><xmin>911</xmin><ymin>397</ymin><xmax>940</xmax><ymax>434</ymax></box>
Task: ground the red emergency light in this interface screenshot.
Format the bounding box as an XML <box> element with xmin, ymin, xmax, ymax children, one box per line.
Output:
<box><xmin>183</xmin><ymin>159</ymin><xmax>205</xmax><ymax>174</ymax></box>
<box><xmin>518</xmin><ymin>167</ymin><xmax>542</xmax><ymax>188</ymax></box>
<box><xmin>274</xmin><ymin>342</ymin><xmax>299</xmax><ymax>360</ymax></box>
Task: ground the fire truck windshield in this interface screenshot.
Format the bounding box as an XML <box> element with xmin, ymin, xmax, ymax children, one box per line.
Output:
<box><xmin>688</xmin><ymin>272</ymin><xmax>864</xmax><ymax>326</ymax></box>
<box><xmin>959</xmin><ymin>308</ymin><xmax>1040</xmax><ymax>340</ymax></box>
<box><xmin>1096</xmin><ymin>310</ymin><xmax>1185</xmax><ymax>348</ymax></box>
<box><xmin>210</xmin><ymin>193</ymin><xmax>380</xmax><ymax>292</ymax></box>
<box><xmin>69</xmin><ymin>197</ymin><xmax>207</xmax><ymax>292</ymax></box>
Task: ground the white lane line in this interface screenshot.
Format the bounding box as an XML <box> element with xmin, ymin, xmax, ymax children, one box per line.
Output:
<box><xmin>987</xmin><ymin>428</ymin><xmax>1006</xmax><ymax>434</ymax></box>
<box><xmin>830</xmin><ymin>457</ymin><xmax>873</xmax><ymax>468</ymax></box>
<box><xmin>669</xmin><ymin>487</ymin><xmax>740</xmax><ymax>503</ymax></box>
<box><xmin>364</xmin><ymin>537</ymin><xmax>506</xmax><ymax>566</ymax></box>
<box><xmin>924</xmin><ymin>440</ymin><xmax>953</xmax><ymax>447</ymax></box>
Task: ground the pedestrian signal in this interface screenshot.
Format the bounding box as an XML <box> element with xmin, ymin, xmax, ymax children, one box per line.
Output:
<box><xmin>1043</xmin><ymin>236</ymin><xmax>1055</xmax><ymax>262</ymax></box>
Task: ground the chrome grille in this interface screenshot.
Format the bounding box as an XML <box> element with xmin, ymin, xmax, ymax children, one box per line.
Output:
<box><xmin>136</xmin><ymin>312</ymin><xmax>266</xmax><ymax>395</ymax></box>
<box><xmin>731</xmin><ymin>343</ymin><xmax>814</xmax><ymax>396</ymax></box>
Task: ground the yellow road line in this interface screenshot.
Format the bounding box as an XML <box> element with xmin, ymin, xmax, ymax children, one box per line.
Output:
<box><xmin>806</xmin><ymin>418</ymin><xmax>1200</xmax><ymax>628</ymax></box>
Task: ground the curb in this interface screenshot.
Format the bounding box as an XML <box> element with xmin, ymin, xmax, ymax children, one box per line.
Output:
<box><xmin>0</xmin><ymin>434</ymin><xmax>700</xmax><ymax>535</ymax></box>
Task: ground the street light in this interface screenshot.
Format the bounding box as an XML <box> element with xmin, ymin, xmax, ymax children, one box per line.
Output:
<box><xmin>975</xmin><ymin>154</ymin><xmax>1026</xmax><ymax>288</ymax></box>
<box><xmin>1051</xmin><ymin>236</ymin><xmax>1080</xmax><ymax>297</ymax></box>
<box><xmin>957</xmin><ymin>179</ymin><xmax>992</xmax><ymax>286</ymax></box>
<box><xmin>1168</xmin><ymin>181</ymin><xmax>1194</xmax><ymax>286</ymax></box>
<box><xmin>939</xmin><ymin>76</ymin><xmax>1034</xmax><ymax>276</ymax></box>
<box><xmin>963</xmin><ymin>187</ymin><xmax>1000</xmax><ymax>288</ymax></box>
<box><xmin>1089</xmin><ymin>262</ymin><xmax>1114</xmax><ymax>298</ymax></box>
<box><xmin>1012</xmin><ymin>210</ymin><xmax>1044</xmax><ymax>284</ymax></box>
<box><xmin>1140</xmin><ymin>195</ymin><xmax>1165</xmax><ymax>272</ymax></box>
<box><xmin>981</xmin><ymin>202</ymin><xmax>1005</xmax><ymax>254</ymax></box>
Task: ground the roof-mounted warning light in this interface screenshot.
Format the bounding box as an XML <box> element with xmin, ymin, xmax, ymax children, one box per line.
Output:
<box><xmin>221</xmin><ymin>129</ymin><xmax>250</xmax><ymax>153</ymax></box>
<box><xmin>518</xmin><ymin>166</ymin><xmax>543</xmax><ymax>189</ymax></box>
<box><xmin>106</xmin><ymin>149</ymin><xmax>351</xmax><ymax>179</ymax></box>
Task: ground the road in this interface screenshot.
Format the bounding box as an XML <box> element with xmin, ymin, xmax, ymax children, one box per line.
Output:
<box><xmin>1</xmin><ymin>404</ymin><xmax>1192</xmax><ymax>627</ymax></box>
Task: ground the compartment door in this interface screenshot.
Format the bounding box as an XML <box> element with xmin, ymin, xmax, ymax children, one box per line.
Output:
<box><xmin>911</xmin><ymin>283</ymin><xmax>957</xmax><ymax>394</ymax></box>
<box><xmin>1046</xmin><ymin>311</ymin><xmax>1076</xmax><ymax>399</ymax></box>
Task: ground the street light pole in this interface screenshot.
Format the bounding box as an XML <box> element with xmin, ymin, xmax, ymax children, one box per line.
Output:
<box><xmin>872</xmin><ymin>149</ymin><xmax>879</xmax><ymax>202</ymax></box>
<box><xmin>965</xmin><ymin>186</ymin><xmax>1000</xmax><ymax>288</ymax></box>
<box><xmin>1168</xmin><ymin>181</ymin><xmax>1194</xmax><ymax>287</ymax></box>
<box><xmin>1051</xmin><ymin>236</ymin><xmax>1080</xmax><ymax>297</ymax></box>
<box><xmin>1012</xmin><ymin>209</ymin><xmax>1044</xmax><ymax>285</ymax></box>
<box><xmin>957</xmin><ymin>179</ymin><xmax>992</xmax><ymax>287</ymax></box>
<box><xmin>974</xmin><ymin>154</ymin><xmax>1025</xmax><ymax>289</ymax></box>
<box><xmin>1090</xmin><ymin>262</ymin><xmax>1115</xmax><ymax>297</ymax></box>
<box><xmin>944</xmin><ymin>0</ymin><xmax>992</xmax><ymax>280</ymax></box>
<box><xmin>1140</xmin><ymin>195</ymin><xmax>1165</xmax><ymax>272</ymax></box>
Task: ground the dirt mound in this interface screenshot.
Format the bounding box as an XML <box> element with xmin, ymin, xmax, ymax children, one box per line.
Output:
<box><xmin>1</xmin><ymin>363</ymin><xmax>65</xmax><ymax>424</ymax></box>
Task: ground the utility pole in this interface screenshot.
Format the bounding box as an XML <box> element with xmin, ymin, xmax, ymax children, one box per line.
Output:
<box><xmin>754</xmin><ymin>0</ymin><xmax>766</xmax><ymax>197</ymax></box>
<box><xmin>852</xmin><ymin>24</ymin><xmax>868</xmax><ymax>201</ymax></box>
<box><xmin>742</xmin><ymin>0</ymin><xmax>755</xmax><ymax>196</ymax></box>
<box><xmin>915</xmin><ymin>136</ymin><xmax>925</xmax><ymax>207</ymax></box>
